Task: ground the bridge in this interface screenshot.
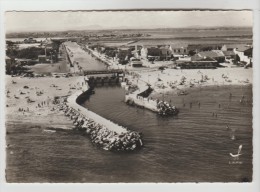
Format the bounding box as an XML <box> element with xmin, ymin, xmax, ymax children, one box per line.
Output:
<box><xmin>84</xmin><ymin>69</ymin><xmax>125</xmax><ymax>86</ymax></box>
<box><xmin>83</xmin><ymin>69</ymin><xmax>124</xmax><ymax>76</ymax></box>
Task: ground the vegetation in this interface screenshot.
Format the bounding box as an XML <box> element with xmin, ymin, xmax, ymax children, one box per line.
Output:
<box><xmin>6</xmin><ymin>47</ymin><xmax>58</xmax><ymax>62</ymax></box>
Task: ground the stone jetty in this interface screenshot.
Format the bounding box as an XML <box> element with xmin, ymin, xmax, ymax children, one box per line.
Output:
<box><xmin>56</xmin><ymin>77</ymin><xmax>143</xmax><ymax>151</ymax></box>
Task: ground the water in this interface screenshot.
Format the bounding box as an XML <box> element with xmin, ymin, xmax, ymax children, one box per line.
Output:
<box><xmin>65</xmin><ymin>41</ymin><xmax>107</xmax><ymax>71</ymax></box>
<box><xmin>6</xmin><ymin>84</ymin><xmax>252</xmax><ymax>182</ymax></box>
<box><xmin>81</xmin><ymin>85</ymin><xmax>252</xmax><ymax>182</ymax></box>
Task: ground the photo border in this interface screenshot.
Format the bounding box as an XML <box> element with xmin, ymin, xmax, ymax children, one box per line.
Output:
<box><xmin>0</xmin><ymin>0</ymin><xmax>259</xmax><ymax>192</ymax></box>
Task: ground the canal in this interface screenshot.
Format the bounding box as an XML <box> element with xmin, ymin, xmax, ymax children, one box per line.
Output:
<box><xmin>64</xmin><ymin>41</ymin><xmax>108</xmax><ymax>71</ymax></box>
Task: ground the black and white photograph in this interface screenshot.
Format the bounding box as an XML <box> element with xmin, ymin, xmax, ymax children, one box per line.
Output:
<box><xmin>1</xmin><ymin>4</ymin><xmax>259</xmax><ymax>190</ymax></box>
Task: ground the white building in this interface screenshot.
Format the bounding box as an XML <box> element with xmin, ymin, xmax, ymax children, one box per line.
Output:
<box><xmin>221</xmin><ymin>44</ymin><xmax>252</xmax><ymax>64</ymax></box>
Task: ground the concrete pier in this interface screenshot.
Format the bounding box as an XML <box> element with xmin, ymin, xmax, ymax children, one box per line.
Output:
<box><xmin>125</xmin><ymin>85</ymin><xmax>178</xmax><ymax>116</ymax></box>
<box><xmin>125</xmin><ymin>86</ymin><xmax>158</xmax><ymax>112</ymax></box>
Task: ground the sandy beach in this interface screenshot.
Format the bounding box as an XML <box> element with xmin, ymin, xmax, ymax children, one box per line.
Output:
<box><xmin>5</xmin><ymin>67</ymin><xmax>252</xmax><ymax>127</ymax></box>
<box><xmin>5</xmin><ymin>75</ymin><xmax>85</xmax><ymax>126</ymax></box>
<box><xmin>127</xmin><ymin>67</ymin><xmax>252</xmax><ymax>96</ymax></box>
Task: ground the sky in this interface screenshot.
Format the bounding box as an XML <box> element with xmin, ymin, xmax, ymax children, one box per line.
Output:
<box><xmin>5</xmin><ymin>10</ymin><xmax>253</xmax><ymax>32</ymax></box>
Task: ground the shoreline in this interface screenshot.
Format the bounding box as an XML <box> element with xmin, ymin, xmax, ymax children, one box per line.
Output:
<box><xmin>150</xmin><ymin>83</ymin><xmax>253</xmax><ymax>97</ymax></box>
<box><xmin>126</xmin><ymin>68</ymin><xmax>252</xmax><ymax>96</ymax></box>
<box><xmin>5</xmin><ymin>70</ymin><xmax>252</xmax><ymax>123</ymax></box>
<box><xmin>5</xmin><ymin>75</ymin><xmax>253</xmax><ymax>182</ymax></box>
<box><xmin>5</xmin><ymin>66</ymin><xmax>252</xmax><ymax>151</ymax></box>
<box><xmin>5</xmin><ymin>74</ymin><xmax>143</xmax><ymax>151</ymax></box>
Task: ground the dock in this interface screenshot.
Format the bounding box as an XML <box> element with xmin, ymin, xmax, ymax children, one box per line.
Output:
<box><xmin>125</xmin><ymin>85</ymin><xmax>178</xmax><ymax>116</ymax></box>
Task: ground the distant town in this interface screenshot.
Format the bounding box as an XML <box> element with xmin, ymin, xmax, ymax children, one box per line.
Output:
<box><xmin>5</xmin><ymin>28</ymin><xmax>253</xmax><ymax>76</ymax></box>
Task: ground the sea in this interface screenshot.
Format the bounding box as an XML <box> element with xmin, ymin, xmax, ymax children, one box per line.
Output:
<box><xmin>5</xmin><ymin>28</ymin><xmax>253</xmax><ymax>182</ymax></box>
<box><xmin>6</xmin><ymin>84</ymin><xmax>252</xmax><ymax>182</ymax></box>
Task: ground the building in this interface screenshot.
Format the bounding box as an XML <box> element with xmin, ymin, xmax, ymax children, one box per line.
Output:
<box><xmin>177</xmin><ymin>55</ymin><xmax>217</xmax><ymax>69</ymax></box>
<box><xmin>130</xmin><ymin>45</ymin><xmax>142</xmax><ymax>59</ymax></box>
<box><xmin>15</xmin><ymin>59</ymin><xmax>29</xmax><ymax>65</ymax></box>
<box><xmin>38</xmin><ymin>55</ymin><xmax>48</xmax><ymax>63</ymax></box>
<box><xmin>117</xmin><ymin>47</ymin><xmax>132</xmax><ymax>64</ymax></box>
<box><xmin>235</xmin><ymin>48</ymin><xmax>252</xmax><ymax>65</ymax></box>
<box><xmin>222</xmin><ymin>51</ymin><xmax>236</xmax><ymax>61</ymax></box>
<box><xmin>197</xmin><ymin>50</ymin><xmax>225</xmax><ymax>63</ymax></box>
<box><xmin>159</xmin><ymin>45</ymin><xmax>172</xmax><ymax>60</ymax></box>
<box><xmin>141</xmin><ymin>45</ymin><xmax>161</xmax><ymax>60</ymax></box>
<box><xmin>221</xmin><ymin>44</ymin><xmax>253</xmax><ymax>65</ymax></box>
<box><xmin>130</xmin><ymin>57</ymin><xmax>143</xmax><ymax>67</ymax></box>
<box><xmin>221</xmin><ymin>44</ymin><xmax>250</xmax><ymax>52</ymax></box>
<box><xmin>15</xmin><ymin>58</ymin><xmax>38</xmax><ymax>66</ymax></box>
<box><xmin>169</xmin><ymin>44</ymin><xmax>188</xmax><ymax>58</ymax></box>
<box><xmin>188</xmin><ymin>44</ymin><xmax>222</xmax><ymax>53</ymax></box>
<box><xmin>232</xmin><ymin>45</ymin><xmax>252</xmax><ymax>64</ymax></box>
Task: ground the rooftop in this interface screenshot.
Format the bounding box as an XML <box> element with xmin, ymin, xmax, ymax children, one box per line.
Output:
<box><xmin>191</xmin><ymin>54</ymin><xmax>217</xmax><ymax>62</ymax></box>
<box><xmin>198</xmin><ymin>50</ymin><xmax>224</xmax><ymax>58</ymax></box>
<box><xmin>222</xmin><ymin>50</ymin><xmax>236</xmax><ymax>56</ymax></box>
<box><xmin>119</xmin><ymin>47</ymin><xmax>130</xmax><ymax>51</ymax></box>
<box><xmin>142</xmin><ymin>45</ymin><xmax>159</xmax><ymax>49</ymax></box>
<box><xmin>170</xmin><ymin>43</ymin><xmax>188</xmax><ymax>49</ymax></box>
<box><xmin>224</xmin><ymin>44</ymin><xmax>252</xmax><ymax>52</ymax></box>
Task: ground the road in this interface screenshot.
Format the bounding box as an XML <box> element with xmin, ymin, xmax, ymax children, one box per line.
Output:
<box><xmin>28</xmin><ymin>44</ymin><xmax>70</xmax><ymax>74</ymax></box>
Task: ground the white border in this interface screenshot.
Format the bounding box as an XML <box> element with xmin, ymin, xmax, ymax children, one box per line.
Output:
<box><xmin>0</xmin><ymin>0</ymin><xmax>259</xmax><ymax>192</ymax></box>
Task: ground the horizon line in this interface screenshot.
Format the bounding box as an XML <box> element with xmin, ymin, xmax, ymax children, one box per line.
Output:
<box><xmin>6</xmin><ymin>25</ymin><xmax>253</xmax><ymax>34</ymax></box>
